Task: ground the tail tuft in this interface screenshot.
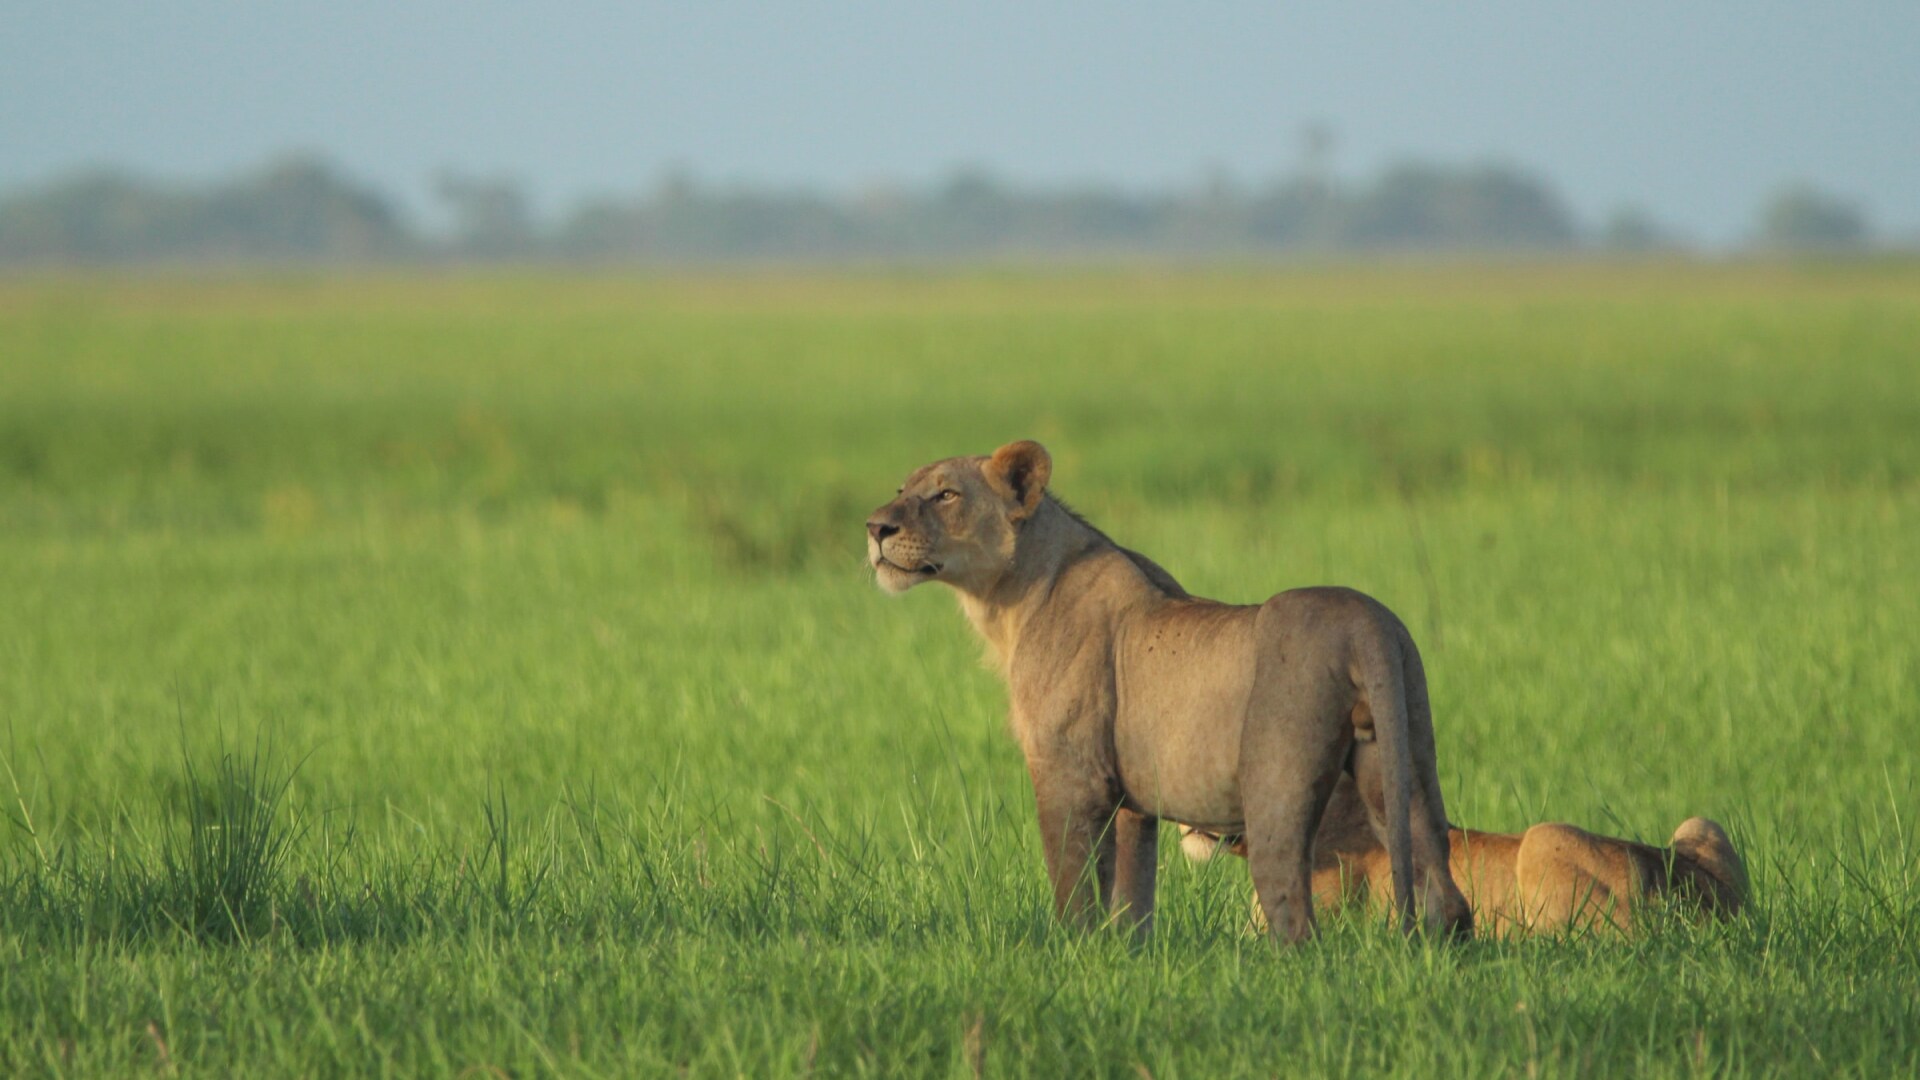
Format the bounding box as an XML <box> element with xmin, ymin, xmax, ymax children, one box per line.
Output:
<box><xmin>1179</xmin><ymin>826</ymin><xmax>1223</xmax><ymax>862</ymax></box>
<box><xmin>1178</xmin><ymin>825</ymin><xmax>1245</xmax><ymax>862</ymax></box>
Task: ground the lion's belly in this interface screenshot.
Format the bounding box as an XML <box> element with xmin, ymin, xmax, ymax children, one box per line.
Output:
<box><xmin>1111</xmin><ymin>604</ymin><xmax>1259</xmax><ymax>829</ymax></box>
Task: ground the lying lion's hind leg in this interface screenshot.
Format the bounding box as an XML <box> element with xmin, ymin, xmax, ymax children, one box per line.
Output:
<box><xmin>1241</xmin><ymin>726</ymin><xmax>1350</xmax><ymax>944</ymax></box>
<box><xmin>1513</xmin><ymin>824</ymin><xmax>1631</xmax><ymax>935</ymax></box>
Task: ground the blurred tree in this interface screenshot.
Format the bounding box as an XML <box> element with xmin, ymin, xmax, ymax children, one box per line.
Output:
<box><xmin>434</xmin><ymin>171</ymin><xmax>536</xmax><ymax>257</ymax></box>
<box><xmin>1754</xmin><ymin>184</ymin><xmax>1870</xmax><ymax>251</ymax></box>
<box><xmin>1341</xmin><ymin>162</ymin><xmax>1577</xmax><ymax>250</ymax></box>
<box><xmin>1297</xmin><ymin>121</ymin><xmax>1336</xmax><ymax>190</ymax></box>
<box><xmin>0</xmin><ymin>171</ymin><xmax>194</xmax><ymax>262</ymax></box>
<box><xmin>208</xmin><ymin>155</ymin><xmax>404</xmax><ymax>259</ymax></box>
<box><xmin>1239</xmin><ymin>178</ymin><xmax>1325</xmax><ymax>249</ymax></box>
<box><xmin>0</xmin><ymin>155</ymin><xmax>403</xmax><ymax>263</ymax></box>
<box><xmin>1600</xmin><ymin>205</ymin><xmax>1683</xmax><ymax>253</ymax></box>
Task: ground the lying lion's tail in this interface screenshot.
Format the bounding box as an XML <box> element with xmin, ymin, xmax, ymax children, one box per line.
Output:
<box><xmin>1178</xmin><ymin>825</ymin><xmax>1239</xmax><ymax>862</ymax></box>
<box><xmin>1670</xmin><ymin>817</ymin><xmax>1748</xmax><ymax>918</ymax></box>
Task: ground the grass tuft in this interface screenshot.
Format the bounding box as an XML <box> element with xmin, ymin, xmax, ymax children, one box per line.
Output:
<box><xmin>156</xmin><ymin>737</ymin><xmax>306</xmax><ymax>942</ymax></box>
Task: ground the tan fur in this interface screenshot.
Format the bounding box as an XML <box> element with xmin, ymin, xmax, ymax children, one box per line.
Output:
<box><xmin>1180</xmin><ymin>775</ymin><xmax>1747</xmax><ymax>937</ymax></box>
<box><xmin>868</xmin><ymin>441</ymin><xmax>1473</xmax><ymax>943</ymax></box>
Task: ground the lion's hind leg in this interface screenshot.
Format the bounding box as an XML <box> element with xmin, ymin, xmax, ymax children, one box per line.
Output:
<box><xmin>1239</xmin><ymin>721</ymin><xmax>1350</xmax><ymax>944</ymax></box>
<box><xmin>1238</xmin><ymin>644</ymin><xmax>1353</xmax><ymax>944</ymax></box>
<box><xmin>1512</xmin><ymin>823</ymin><xmax>1635</xmax><ymax>935</ymax></box>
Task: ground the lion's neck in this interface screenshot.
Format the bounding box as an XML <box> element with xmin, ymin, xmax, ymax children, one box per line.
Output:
<box><xmin>951</xmin><ymin>497</ymin><xmax>1162</xmax><ymax>671</ymax></box>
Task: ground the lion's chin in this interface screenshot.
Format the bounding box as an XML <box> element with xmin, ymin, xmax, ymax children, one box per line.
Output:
<box><xmin>873</xmin><ymin>559</ymin><xmax>936</xmax><ymax>594</ymax></box>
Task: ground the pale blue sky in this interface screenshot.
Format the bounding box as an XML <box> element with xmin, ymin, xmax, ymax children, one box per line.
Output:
<box><xmin>3</xmin><ymin>2</ymin><xmax>1916</xmax><ymax>242</ymax></box>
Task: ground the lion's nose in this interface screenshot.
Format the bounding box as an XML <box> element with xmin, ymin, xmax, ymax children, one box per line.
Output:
<box><xmin>867</xmin><ymin>518</ymin><xmax>900</xmax><ymax>542</ymax></box>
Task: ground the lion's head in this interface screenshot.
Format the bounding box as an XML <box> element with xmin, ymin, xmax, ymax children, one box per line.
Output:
<box><xmin>865</xmin><ymin>440</ymin><xmax>1052</xmax><ymax>595</ymax></box>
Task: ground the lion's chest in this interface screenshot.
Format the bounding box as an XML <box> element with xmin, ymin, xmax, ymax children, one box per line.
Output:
<box><xmin>1110</xmin><ymin>607</ymin><xmax>1259</xmax><ymax>829</ymax></box>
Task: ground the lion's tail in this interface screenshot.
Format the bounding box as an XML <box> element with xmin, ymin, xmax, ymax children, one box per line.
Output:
<box><xmin>1670</xmin><ymin>817</ymin><xmax>1748</xmax><ymax>918</ymax></box>
<box><xmin>1177</xmin><ymin>825</ymin><xmax>1241</xmax><ymax>862</ymax></box>
<box><xmin>1361</xmin><ymin>618</ymin><xmax>1472</xmax><ymax>939</ymax></box>
<box><xmin>1360</xmin><ymin>631</ymin><xmax>1420</xmax><ymax>935</ymax></box>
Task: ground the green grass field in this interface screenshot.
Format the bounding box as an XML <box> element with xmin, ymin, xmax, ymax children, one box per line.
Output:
<box><xmin>3</xmin><ymin>263</ymin><xmax>1917</xmax><ymax>1077</ymax></box>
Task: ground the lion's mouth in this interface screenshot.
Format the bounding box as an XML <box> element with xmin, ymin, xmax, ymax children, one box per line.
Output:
<box><xmin>876</xmin><ymin>555</ymin><xmax>939</xmax><ymax>576</ymax></box>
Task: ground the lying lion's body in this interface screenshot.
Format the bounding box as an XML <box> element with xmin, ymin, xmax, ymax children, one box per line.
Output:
<box><xmin>1182</xmin><ymin>776</ymin><xmax>1747</xmax><ymax>937</ymax></box>
<box><xmin>867</xmin><ymin>441</ymin><xmax>1472</xmax><ymax>942</ymax></box>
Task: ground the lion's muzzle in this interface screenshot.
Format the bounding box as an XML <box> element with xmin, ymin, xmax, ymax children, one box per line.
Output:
<box><xmin>868</xmin><ymin>505</ymin><xmax>936</xmax><ymax>571</ymax></box>
<box><xmin>874</xmin><ymin>533</ymin><xmax>936</xmax><ymax>575</ymax></box>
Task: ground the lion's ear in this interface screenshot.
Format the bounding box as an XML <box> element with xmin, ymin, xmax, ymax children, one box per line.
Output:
<box><xmin>985</xmin><ymin>440</ymin><xmax>1051</xmax><ymax>520</ymax></box>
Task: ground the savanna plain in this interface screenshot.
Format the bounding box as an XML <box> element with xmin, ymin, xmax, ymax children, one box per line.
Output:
<box><xmin>1</xmin><ymin>263</ymin><xmax>1917</xmax><ymax>1077</ymax></box>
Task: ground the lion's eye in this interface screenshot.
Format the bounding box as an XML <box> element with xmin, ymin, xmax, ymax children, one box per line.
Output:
<box><xmin>937</xmin><ymin>490</ymin><xmax>960</xmax><ymax>503</ymax></box>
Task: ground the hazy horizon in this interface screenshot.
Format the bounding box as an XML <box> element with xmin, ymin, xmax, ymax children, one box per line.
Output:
<box><xmin>5</xmin><ymin>2</ymin><xmax>1916</xmax><ymax>243</ymax></box>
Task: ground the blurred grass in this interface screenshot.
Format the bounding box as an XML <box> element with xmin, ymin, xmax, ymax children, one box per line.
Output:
<box><xmin>1</xmin><ymin>262</ymin><xmax>1917</xmax><ymax>1076</ymax></box>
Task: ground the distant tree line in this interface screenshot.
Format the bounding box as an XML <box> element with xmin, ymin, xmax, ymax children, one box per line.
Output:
<box><xmin>0</xmin><ymin>158</ymin><xmax>406</xmax><ymax>264</ymax></box>
<box><xmin>0</xmin><ymin>153</ymin><xmax>1891</xmax><ymax>265</ymax></box>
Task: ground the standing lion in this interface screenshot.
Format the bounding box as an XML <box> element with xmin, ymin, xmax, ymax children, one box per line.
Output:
<box><xmin>867</xmin><ymin>441</ymin><xmax>1473</xmax><ymax>942</ymax></box>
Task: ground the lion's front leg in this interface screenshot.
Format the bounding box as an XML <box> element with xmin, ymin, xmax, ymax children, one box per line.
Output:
<box><xmin>1109</xmin><ymin>807</ymin><xmax>1159</xmax><ymax>940</ymax></box>
<box><xmin>1032</xmin><ymin>776</ymin><xmax>1118</xmax><ymax>930</ymax></box>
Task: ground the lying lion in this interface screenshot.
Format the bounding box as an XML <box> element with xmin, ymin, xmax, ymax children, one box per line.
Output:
<box><xmin>867</xmin><ymin>440</ymin><xmax>1473</xmax><ymax>943</ymax></box>
<box><xmin>1180</xmin><ymin>773</ymin><xmax>1746</xmax><ymax>937</ymax></box>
